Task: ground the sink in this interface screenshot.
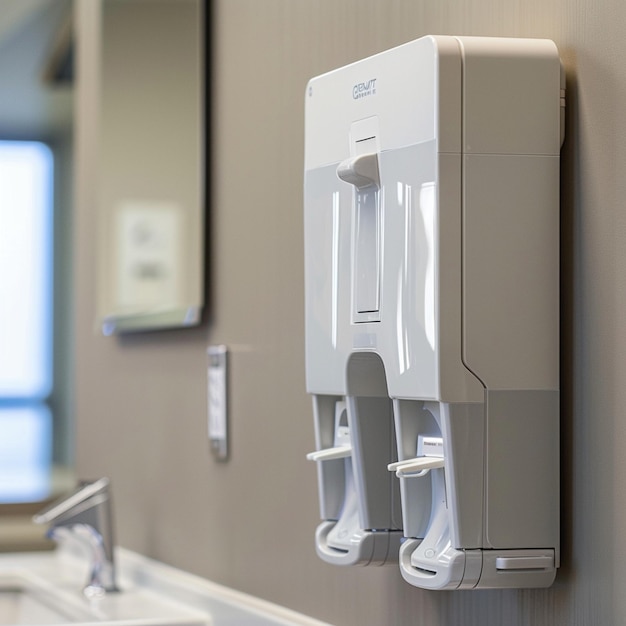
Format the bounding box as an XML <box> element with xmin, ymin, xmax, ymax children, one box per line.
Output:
<box><xmin>0</xmin><ymin>586</ymin><xmax>75</xmax><ymax>625</ymax></box>
<box><xmin>0</xmin><ymin>568</ymin><xmax>207</xmax><ymax>626</ymax></box>
<box><xmin>0</xmin><ymin>547</ymin><xmax>329</xmax><ymax>626</ymax></box>
<box><xmin>0</xmin><ymin>573</ymin><xmax>94</xmax><ymax>625</ymax></box>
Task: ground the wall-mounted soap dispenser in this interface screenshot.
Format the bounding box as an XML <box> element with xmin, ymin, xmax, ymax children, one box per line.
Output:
<box><xmin>304</xmin><ymin>36</ymin><xmax>563</xmax><ymax>588</ymax></box>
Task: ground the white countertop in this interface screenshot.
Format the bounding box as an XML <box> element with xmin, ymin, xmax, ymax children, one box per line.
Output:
<box><xmin>0</xmin><ymin>546</ymin><xmax>331</xmax><ymax>626</ymax></box>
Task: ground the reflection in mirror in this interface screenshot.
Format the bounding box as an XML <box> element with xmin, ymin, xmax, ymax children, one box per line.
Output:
<box><xmin>0</xmin><ymin>0</ymin><xmax>74</xmax><ymax>506</ymax></box>
<box><xmin>96</xmin><ymin>0</ymin><xmax>204</xmax><ymax>333</ymax></box>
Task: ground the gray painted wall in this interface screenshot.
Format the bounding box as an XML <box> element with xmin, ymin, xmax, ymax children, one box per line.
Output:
<box><xmin>73</xmin><ymin>0</ymin><xmax>621</xmax><ymax>624</ymax></box>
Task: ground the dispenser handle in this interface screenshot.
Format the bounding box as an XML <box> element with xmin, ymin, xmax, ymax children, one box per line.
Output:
<box><xmin>306</xmin><ymin>445</ymin><xmax>352</xmax><ymax>462</ymax></box>
<box><xmin>336</xmin><ymin>153</ymin><xmax>380</xmax><ymax>189</ymax></box>
<box><xmin>387</xmin><ymin>456</ymin><xmax>444</xmax><ymax>478</ymax></box>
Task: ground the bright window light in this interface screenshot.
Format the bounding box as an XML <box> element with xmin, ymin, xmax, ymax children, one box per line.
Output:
<box><xmin>0</xmin><ymin>141</ymin><xmax>53</xmax><ymax>503</ymax></box>
<box><xmin>0</xmin><ymin>141</ymin><xmax>53</xmax><ymax>398</ymax></box>
<box><xmin>0</xmin><ymin>406</ymin><xmax>52</xmax><ymax>502</ymax></box>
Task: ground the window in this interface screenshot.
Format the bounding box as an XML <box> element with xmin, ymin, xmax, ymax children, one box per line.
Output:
<box><xmin>0</xmin><ymin>141</ymin><xmax>53</xmax><ymax>502</ymax></box>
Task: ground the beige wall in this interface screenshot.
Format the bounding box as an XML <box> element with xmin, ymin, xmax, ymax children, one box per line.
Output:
<box><xmin>74</xmin><ymin>0</ymin><xmax>624</xmax><ymax>624</ymax></box>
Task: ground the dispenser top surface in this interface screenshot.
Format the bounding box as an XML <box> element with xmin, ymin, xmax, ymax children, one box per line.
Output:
<box><xmin>305</xmin><ymin>36</ymin><xmax>456</xmax><ymax>171</ymax></box>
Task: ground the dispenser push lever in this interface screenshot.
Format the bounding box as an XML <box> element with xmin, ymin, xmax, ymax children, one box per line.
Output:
<box><xmin>387</xmin><ymin>456</ymin><xmax>445</xmax><ymax>478</ymax></box>
<box><xmin>306</xmin><ymin>445</ymin><xmax>352</xmax><ymax>462</ymax></box>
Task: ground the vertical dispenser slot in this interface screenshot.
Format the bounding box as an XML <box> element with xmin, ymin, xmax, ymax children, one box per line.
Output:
<box><xmin>352</xmin><ymin>137</ymin><xmax>380</xmax><ymax>315</ymax></box>
<box><xmin>354</xmin><ymin>183</ymin><xmax>380</xmax><ymax>314</ymax></box>
<box><xmin>336</xmin><ymin>120</ymin><xmax>383</xmax><ymax>323</ymax></box>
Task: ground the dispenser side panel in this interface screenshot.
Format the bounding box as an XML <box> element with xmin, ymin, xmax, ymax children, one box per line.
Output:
<box><xmin>484</xmin><ymin>390</ymin><xmax>559</xmax><ymax>550</ymax></box>
<box><xmin>459</xmin><ymin>38</ymin><xmax>561</xmax><ymax>391</ymax></box>
<box><xmin>463</xmin><ymin>155</ymin><xmax>560</xmax><ymax>390</ymax></box>
<box><xmin>458</xmin><ymin>37</ymin><xmax>562</xmax><ymax>156</ymax></box>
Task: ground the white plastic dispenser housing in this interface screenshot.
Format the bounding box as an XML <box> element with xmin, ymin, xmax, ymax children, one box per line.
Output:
<box><xmin>304</xmin><ymin>36</ymin><xmax>563</xmax><ymax>589</ymax></box>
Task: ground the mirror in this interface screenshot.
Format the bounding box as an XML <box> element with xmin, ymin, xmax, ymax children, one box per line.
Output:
<box><xmin>96</xmin><ymin>0</ymin><xmax>204</xmax><ymax>334</ymax></box>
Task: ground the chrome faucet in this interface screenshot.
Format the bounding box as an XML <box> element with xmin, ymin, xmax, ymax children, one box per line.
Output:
<box><xmin>33</xmin><ymin>477</ymin><xmax>118</xmax><ymax>596</ymax></box>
